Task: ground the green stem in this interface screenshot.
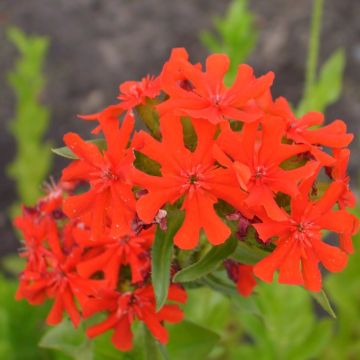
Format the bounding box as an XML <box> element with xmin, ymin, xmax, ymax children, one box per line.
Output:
<box><xmin>304</xmin><ymin>0</ymin><xmax>324</xmax><ymax>98</ymax></box>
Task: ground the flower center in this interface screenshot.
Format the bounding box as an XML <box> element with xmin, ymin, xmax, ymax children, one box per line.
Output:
<box><xmin>102</xmin><ymin>168</ymin><xmax>119</xmax><ymax>182</ymax></box>
<box><xmin>179</xmin><ymin>165</ymin><xmax>211</xmax><ymax>196</ymax></box>
<box><xmin>255</xmin><ymin>166</ymin><xmax>266</xmax><ymax>179</ymax></box>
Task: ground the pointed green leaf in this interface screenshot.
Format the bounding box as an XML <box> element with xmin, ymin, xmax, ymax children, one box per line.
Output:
<box><xmin>231</xmin><ymin>239</ymin><xmax>269</xmax><ymax>265</ymax></box>
<box><xmin>152</xmin><ymin>210</ymin><xmax>184</xmax><ymax>311</ymax></box>
<box><xmin>173</xmin><ymin>235</ymin><xmax>238</xmax><ymax>283</ymax></box>
<box><xmin>310</xmin><ymin>289</ymin><xmax>336</xmax><ymax>319</ymax></box>
<box><xmin>52</xmin><ymin>139</ymin><xmax>106</xmax><ymax>159</ymax></box>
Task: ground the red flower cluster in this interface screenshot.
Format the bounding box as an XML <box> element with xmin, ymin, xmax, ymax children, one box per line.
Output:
<box><xmin>15</xmin><ymin>48</ymin><xmax>358</xmax><ymax>351</ymax></box>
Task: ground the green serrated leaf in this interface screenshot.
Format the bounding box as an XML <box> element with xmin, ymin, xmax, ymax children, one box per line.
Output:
<box><xmin>52</xmin><ymin>139</ymin><xmax>106</xmax><ymax>159</ymax></box>
<box><xmin>152</xmin><ymin>210</ymin><xmax>185</xmax><ymax>311</ymax></box>
<box><xmin>173</xmin><ymin>235</ymin><xmax>237</xmax><ymax>283</ymax></box>
<box><xmin>310</xmin><ymin>289</ymin><xmax>336</xmax><ymax>318</ymax></box>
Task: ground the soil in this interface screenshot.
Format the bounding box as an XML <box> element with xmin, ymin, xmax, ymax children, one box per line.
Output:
<box><xmin>0</xmin><ymin>0</ymin><xmax>359</xmax><ymax>255</ymax></box>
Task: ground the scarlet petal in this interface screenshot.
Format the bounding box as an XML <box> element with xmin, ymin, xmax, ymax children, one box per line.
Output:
<box><xmin>312</xmin><ymin>181</ymin><xmax>345</xmax><ymax>216</ymax></box>
<box><xmin>61</xmin><ymin>161</ymin><xmax>93</xmax><ymax>181</ymax></box>
<box><xmin>167</xmin><ymin>285</ymin><xmax>188</xmax><ymax>303</ymax></box>
<box><xmin>86</xmin><ymin>313</ymin><xmax>118</xmax><ymax>338</ymax></box>
<box><xmin>253</xmin><ymin>222</ymin><xmax>289</xmax><ymax>242</ymax></box>
<box><xmin>278</xmin><ymin>243</ymin><xmax>303</xmax><ymax>285</ymax></box>
<box><xmin>46</xmin><ymin>296</ymin><xmax>64</xmax><ymax>326</ymax></box>
<box><xmin>236</xmin><ymin>265</ymin><xmax>257</xmax><ymax>297</ymax></box>
<box><xmin>112</xmin><ymin>316</ymin><xmax>133</xmax><ymax>351</ymax></box>
<box><xmin>246</xmin><ymin>186</ymin><xmax>288</xmax><ymax>221</ymax></box>
<box><xmin>143</xmin><ymin>313</ymin><xmax>169</xmax><ymax>344</ymax></box>
<box><xmin>317</xmin><ymin>210</ymin><xmax>358</xmax><ymax>235</ymax></box>
<box><xmin>63</xmin><ymin>189</ymin><xmax>97</xmax><ymax>218</ymax></box>
<box><xmin>312</xmin><ymin>238</ymin><xmax>348</xmax><ymax>273</ymax></box>
<box><xmin>174</xmin><ymin>196</ymin><xmax>200</xmax><ymax>250</ymax></box>
<box><xmin>158</xmin><ymin>304</ymin><xmax>184</xmax><ymax>323</ymax></box>
<box><xmin>301</xmin><ymin>248</ymin><xmax>322</xmax><ymax>292</ymax></box>
<box><xmin>253</xmin><ymin>239</ymin><xmax>293</xmax><ymax>283</ymax></box>
<box><xmin>205</xmin><ymin>53</ymin><xmax>230</xmax><ymax>88</ymax></box>
<box><xmin>198</xmin><ymin>195</ymin><xmax>231</xmax><ymax>246</ymax></box>
<box><xmin>63</xmin><ymin>289</ymin><xmax>81</xmax><ymax>327</ymax></box>
<box><xmin>63</xmin><ymin>132</ymin><xmax>104</xmax><ymax>166</ymax></box>
<box><xmin>136</xmin><ymin>188</ymin><xmax>178</xmax><ymax>224</ymax></box>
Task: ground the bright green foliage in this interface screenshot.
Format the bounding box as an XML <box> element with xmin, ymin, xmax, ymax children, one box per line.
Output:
<box><xmin>297</xmin><ymin>49</ymin><xmax>346</xmax><ymax>116</ymax></box>
<box><xmin>152</xmin><ymin>210</ymin><xmax>184</xmax><ymax>311</ymax></box>
<box><xmin>230</xmin><ymin>283</ymin><xmax>333</xmax><ymax>360</ymax></box>
<box><xmin>322</xmin><ymin>209</ymin><xmax>360</xmax><ymax>359</ymax></box>
<box><xmin>0</xmin><ymin>275</ymin><xmax>56</xmax><ymax>360</ymax></box>
<box><xmin>6</xmin><ymin>27</ymin><xmax>52</xmax><ymax>214</ymax></box>
<box><xmin>200</xmin><ymin>0</ymin><xmax>258</xmax><ymax>85</ymax></box>
<box><xmin>173</xmin><ymin>236</ymin><xmax>237</xmax><ymax>283</ymax></box>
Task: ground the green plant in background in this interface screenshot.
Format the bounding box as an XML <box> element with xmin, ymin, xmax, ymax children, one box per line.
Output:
<box><xmin>296</xmin><ymin>0</ymin><xmax>345</xmax><ymax>116</ymax></box>
<box><xmin>200</xmin><ymin>0</ymin><xmax>258</xmax><ymax>86</ymax></box>
<box><xmin>6</xmin><ymin>27</ymin><xmax>52</xmax><ymax>216</ymax></box>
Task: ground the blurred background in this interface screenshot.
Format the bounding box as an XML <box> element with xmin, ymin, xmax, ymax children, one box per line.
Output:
<box><xmin>0</xmin><ymin>0</ymin><xmax>359</xmax><ymax>359</ymax></box>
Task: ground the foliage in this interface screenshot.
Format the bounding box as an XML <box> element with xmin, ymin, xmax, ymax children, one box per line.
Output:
<box><xmin>200</xmin><ymin>0</ymin><xmax>258</xmax><ymax>85</ymax></box>
<box><xmin>6</xmin><ymin>27</ymin><xmax>52</xmax><ymax>215</ymax></box>
<box><xmin>297</xmin><ymin>48</ymin><xmax>345</xmax><ymax>116</ymax></box>
<box><xmin>0</xmin><ymin>275</ymin><xmax>56</xmax><ymax>360</ymax></box>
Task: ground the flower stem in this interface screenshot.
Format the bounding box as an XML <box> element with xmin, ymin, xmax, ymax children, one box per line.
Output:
<box><xmin>304</xmin><ymin>0</ymin><xmax>324</xmax><ymax>98</ymax></box>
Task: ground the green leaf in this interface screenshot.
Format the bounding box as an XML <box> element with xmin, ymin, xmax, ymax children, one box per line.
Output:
<box><xmin>143</xmin><ymin>325</ymin><xmax>166</xmax><ymax>360</ymax></box>
<box><xmin>167</xmin><ymin>320</ymin><xmax>220</xmax><ymax>360</ymax></box>
<box><xmin>52</xmin><ymin>139</ymin><xmax>106</xmax><ymax>159</ymax></box>
<box><xmin>297</xmin><ymin>48</ymin><xmax>345</xmax><ymax>116</ymax></box>
<box><xmin>134</xmin><ymin>151</ymin><xmax>161</xmax><ymax>176</ymax></box>
<box><xmin>199</xmin><ymin>0</ymin><xmax>258</xmax><ymax>85</ymax></box>
<box><xmin>0</xmin><ymin>275</ymin><xmax>53</xmax><ymax>359</ymax></box>
<box><xmin>152</xmin><ymin>210</ymin><xmax>184</xmax><ymax>311</ymax></box>
<box><xmin>173</xmin><ymin>235</ymin><xmax>237</xmax><ymax>283</ymax></box>
<box><xmin>310</xmin><ymin>289</ymin><xmax>336</xmax><ymax>319</ymax></box>
<box><xmin>39</xmin><ymin>320</ymin><xmax>93</xmax><ymax>360</ymax></box>
<box><xmin>231</xmin><ymin>238</ymin><xmax>269</xmax><ymax>265</ymax></box>
<box><xmin>136</xmin><ymin>101</ymin><xmax>160</xmax><ymax>139</ymax></box>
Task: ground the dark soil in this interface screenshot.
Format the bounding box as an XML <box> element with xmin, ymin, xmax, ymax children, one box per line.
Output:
<box><xmin>0</xmin><ymin>0</ymin><xmax>359</xmax><ymax>255</ymax></box>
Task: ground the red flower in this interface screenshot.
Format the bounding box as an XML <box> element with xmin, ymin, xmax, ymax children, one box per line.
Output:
<box><xmin>16</xmin><ymin>221</ymin><xmax>104</xmax><ymax>327</ymax></box>
<box><xmin>85</xmin><ymin>285</ymin><xmax>187</xmax><ymax>351</ymax></box>
<box><xmin>270</xmin><ymin>97</ymin><xmax>353</xmax><ymax>165</ymax></box>
<box><xmin>133</xmin><ymin>115</ymin><xmax>250</xmax><ymax>249</ymax></box>
<box><xmin>77</xmin><ymin>227</ymin><xmax>154</xmax><ymax>287</ymax></box>
<box><xmin>118</xmin><ymin>75</ymin><xmax>161</xmax><ymax>110</ymax></box>
<box><xmin>215</xmin><ymin>116</ymin><xmax>316</xmax><ymax>220</ymax></box>
<box><xmin>224</xmin><ymin>260</ymin><xmax>257</xmax><ymax>297</ymax></box>
<box><xmin>158</xmin><ymin>50</ymin><xmax>274</xmax><ymax>124</ymax></box>
<box><xmin>253</xmin><ymin>181</ymin><xmax>359</xmax><ymax>291</ymax></box>
<box><xmin>328</xmin><ymin>148</ymin><xmax>356</xmax><ymax>209</ymax></box>
<box><xmin>61</xmin><ymin>114</ymin><xmax>136</xmax><ymax>239</ymax></box>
